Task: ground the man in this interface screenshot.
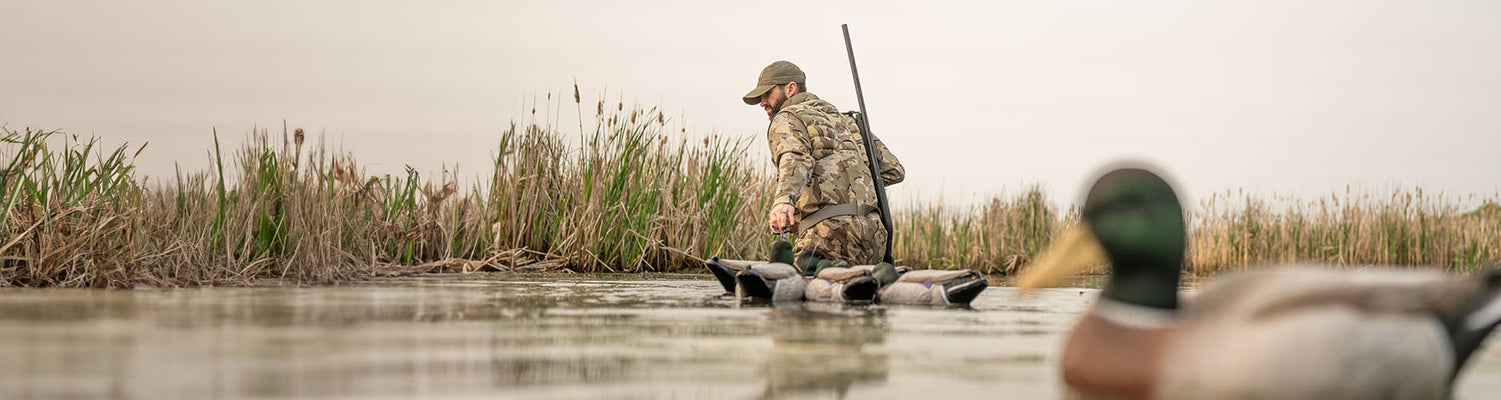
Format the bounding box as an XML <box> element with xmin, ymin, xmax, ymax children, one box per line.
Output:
<box><xmin>742</xmin><ymin>60</ymin><xmax>904</xmax><ymax>268</ymax></box>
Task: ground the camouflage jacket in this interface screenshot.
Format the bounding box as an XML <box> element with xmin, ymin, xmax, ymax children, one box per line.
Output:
<box><xmin>767</xmin><ymin>92</ymin><xmax>904</xmax><ymax>218</ymax></box>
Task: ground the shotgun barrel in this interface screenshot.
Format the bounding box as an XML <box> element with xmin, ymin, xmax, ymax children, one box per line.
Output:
<box><xmin>841</xmin><ymin>24</ymin><xmax>895</xmax><ymax>264</ymax></box>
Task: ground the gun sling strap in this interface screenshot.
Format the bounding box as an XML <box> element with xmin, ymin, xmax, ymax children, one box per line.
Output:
<box><xmin>795</xmin><ymin>203</ymin><xmax>878</xmax><ymax>234</ymax></box>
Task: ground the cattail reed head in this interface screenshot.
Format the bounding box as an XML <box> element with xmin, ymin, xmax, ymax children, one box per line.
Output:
<box><xmin>573</xmin><ymin>81</ymin><xmax>581</xmax><ymax>104</ymax></box>
<box><xmin>294</xmin><ymin>128</ymin><xmax>305</xmax><ymax>147</ymax></box>
<box><xmin>426</xmin><ymin>180</ymin><xmax>457</xmax><ymax>205</ymax></box>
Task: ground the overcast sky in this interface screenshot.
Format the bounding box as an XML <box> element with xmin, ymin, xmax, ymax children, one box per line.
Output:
<box><xmin>2</xmin><ymin>1</ymin><xmax>1498</xmax><ymax>209</ymax></box>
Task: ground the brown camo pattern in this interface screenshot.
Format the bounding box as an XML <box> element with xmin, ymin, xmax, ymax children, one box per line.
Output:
<box><xmin>794</xmin><ymin>212</ymin><xmax>888</xmax><ymax>265</ymax></box>
<box><xmin>766</xmin><ymin>91</ymin><xmax>903</xmax><ymax>264</ymax></box>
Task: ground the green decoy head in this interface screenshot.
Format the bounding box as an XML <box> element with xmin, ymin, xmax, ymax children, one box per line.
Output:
<box><xmin>1019</xmin><ymin>166</ymin><xmax>1186</xmax><ymax>309</ymax></box>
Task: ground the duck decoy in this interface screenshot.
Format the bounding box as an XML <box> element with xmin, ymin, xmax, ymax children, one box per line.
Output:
<box><xmin>707</xmin><ymin>257</ymin><xmax>808</xmax><ymax>302</ymax></box>
<box><xmin>805</xmin><ymin>265</ymin><xmax>883</xmax><ymax>303</ymax></box>
<box><xmin>1019</xmin><ymin>166</ymin><xmax>1501</xmax><ymax>400</ymax></box>
<box><xmin>878</xmin><ymin>269</ymin><xmax>988</xmax><ymax>306</ymax></box>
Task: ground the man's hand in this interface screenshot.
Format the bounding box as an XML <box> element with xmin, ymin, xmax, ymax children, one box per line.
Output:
<box><xmin>769</xmin><ymin>203</ymin><xmax>797</xmax><ymax>233</ymax></box>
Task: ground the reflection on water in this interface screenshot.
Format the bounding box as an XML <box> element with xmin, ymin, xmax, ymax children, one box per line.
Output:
<box><xmin>0</xmin><ymin>274</ymin><xmax>1497</xmax><ymax>399</ymax></box>
<box><xmin>761</xmin><ymin>305</ymin><xmax>889</xmax><ymax>399</ymax></box>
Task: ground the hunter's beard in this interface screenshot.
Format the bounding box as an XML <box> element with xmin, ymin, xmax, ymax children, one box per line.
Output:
<box><xmin>763</xmin><ymin>98</ymin><xmax>784</xmax><ymax>121</ymax></box>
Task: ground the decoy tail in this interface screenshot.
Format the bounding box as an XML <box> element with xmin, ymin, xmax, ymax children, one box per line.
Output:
<box><xmin>944</xmin><ymin>276</ymin><xmax>989</xmax><ymax>305</ymax></box>
<box><xmin>736</xmin><ymin>269</ymin><xmax>775</xmax><ymax>300</ymax></box>
<box><xmin>841</xmin><ymin>277</ymin><xmax>880</xmax><ymax>302</ymax></box>
<box><xmin>705</xmin><ymin>258</ymin><xmax>740</xmax><ymax>294</ymax></box>
<box><xmin>1447</xmin><ymin>270</ymin><xmax>1501</xmax><ymax>381</ymax></box>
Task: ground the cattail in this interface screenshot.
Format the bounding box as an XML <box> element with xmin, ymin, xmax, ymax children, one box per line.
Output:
<box><xmin>631</xmin><ymin>110</ymin><xmax>637</xmax><ymax>124</ymax></box>
<box><xmin>291</xmin><ymin>128</ymin><xmax>306</xmax><ymax>171</ymax></box>
<box><xmin>427</xmin><ymin>180</ymin><xmax>457</xmax><ymax>205</ymax></box>
<box><xmin>657</xmin><ymin>111</ymin><xmax>665</xmax><ymax>125</ymax></box>
<box><xmin>573</xmin><ymin>81</ymin><xmax>581</xmax><ymax>104</ymax></box>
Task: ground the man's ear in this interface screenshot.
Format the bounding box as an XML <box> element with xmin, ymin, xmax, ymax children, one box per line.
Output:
<box><xmin>785</xmin><ymin>82</ymin><xmax>799</xmax><ymax>96</ymax></box>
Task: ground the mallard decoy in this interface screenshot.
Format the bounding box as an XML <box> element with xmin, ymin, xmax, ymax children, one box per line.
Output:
<box><xmin>805</xmin><ymin>265</ymin><xmax>883</xmax><ymax>303</ymax></box>
<box><xmin>705</xmin><ymin>257</ymin><xmax>747</xmax><ymax>294</ymax></box>
<box><xmin>707</xmin><ymin>257</ymin><xmax>808</xmax><ymax>302</ymax></box>
<box><xmin>803</xmin><ymin>264</ymin><xmax>990</xmax><ymax>305</ymax></box>
<box><xmin>797</xmin><ymin>245</ymin><xmax>989</xmax><ymax>305</ymax></box>
<box><xmin>797</xmin><ymin>248</ymin><xmax>887</xmax><ymax>303</ymax></box>
<box><xmin>736</xmin><ymin>261</ymin><xmax>808</xmax><ymax>302</ymax></box>
<box><xmin>706</xmin><ymin>241</ymin><xmax>808</xmax><ymax>302</ymax></box>
<box><xmin>878</xmin><ymin>269</ymin><xmax>988</xmax><ymax>306</ymax></box>
<box><xmin>1019</xmin><ymin>166</ymin><xmax>1501</xmax><ymax>400</ymax></box>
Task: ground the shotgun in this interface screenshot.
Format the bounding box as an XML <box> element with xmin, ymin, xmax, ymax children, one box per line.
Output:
<box><xmin>841</xmin><ymin>24</ymin><xmax>895</xmax><ymax>264</ymax></box>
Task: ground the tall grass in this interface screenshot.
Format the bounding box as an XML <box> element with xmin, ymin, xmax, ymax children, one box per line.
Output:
<box><xmin>893</xmin><ymin>185</ymin><xmax>1062</xmax><ymax>275</ymax></box>
<box><xmin>1188</xmin><ymin>188</ymin><xmax>1501</xmax><ymax>274</ymax></box>
<box><xmin>1</xmin><ymin>98</ymin><xmax>775</xmax><ymax>287</ymax></box>
<box><xmin>0</xmin><ymin>128</ymin><xmax>143</xmax><ymax>287</ymax></box>
<box><xmin>480</xmin><ymin>103</ymin><xmax>773</xmax><ymax>273</ymax></box>
<box><xmin>3</xmin><ymin>102</ymin><xmax>1499</xmax><ymax>287</ymax></box>
<box><xmin>898</xmin><ymin>187</ymin><xmax>1501</xmax><ymax>276</ymax></box>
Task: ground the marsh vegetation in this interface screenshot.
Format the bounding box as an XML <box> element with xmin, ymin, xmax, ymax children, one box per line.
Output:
<box><xmin>3</xmin><ymin>97</ymin><xmax>1496</xmax><ymax>287</ymax></box>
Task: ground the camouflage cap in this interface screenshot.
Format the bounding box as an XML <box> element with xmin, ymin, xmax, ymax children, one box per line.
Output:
<box><xmin>742</xmin><ymin>61</ymin><xmax>805</xmax><ymax>105</ymax></box>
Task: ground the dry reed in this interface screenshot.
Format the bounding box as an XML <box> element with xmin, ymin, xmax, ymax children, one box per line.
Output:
<box><xmin>3</xmin><ymin>105</ymin><xmax>1498</xmax><ymax>287</ymax></box>
<box><xmin>1</xmin><ymin>99</ymin><xmax>775</xmax><ymax>287</ymax></box>
<box><xmin>1187</xmin><ymin>188</ymin><xmax>1501</xmax><ymax>274</ymax></box>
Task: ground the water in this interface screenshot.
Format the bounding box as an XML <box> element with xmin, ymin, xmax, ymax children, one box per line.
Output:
<box><xmin>0</xmin><ymin>274</ymin><xmax>1497</xmax><ymax>399</ymax></box>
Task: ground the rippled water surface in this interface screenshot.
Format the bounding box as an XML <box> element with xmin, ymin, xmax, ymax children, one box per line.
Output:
<box><xmin>1</xmin><ymin>274</ymin><xmax>1498</xmax><ymax>399</ymax></box>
